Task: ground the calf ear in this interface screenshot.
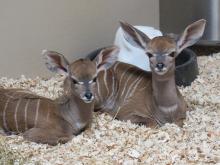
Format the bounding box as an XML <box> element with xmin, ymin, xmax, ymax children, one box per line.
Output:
<box><xmin>95</xmin><ymin>46</ymin><xmax>119</xmax><ymax>73</ymax></box>
<box><xmin>120</xmin><ymin>21</ymin><xmax>150</xmax><ymax>49</ymax></box>
<box><xmin>42</xmin><ymin>50</ymin><xmax>69</xmax><ymax>76</ymax></box>
<box><xmin>177</xmin><ymin>19</ymin><xmax>206</xmax><ymax>53</ymax></box>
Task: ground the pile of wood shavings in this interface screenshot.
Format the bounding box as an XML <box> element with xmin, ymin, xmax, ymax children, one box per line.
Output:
<box><xmin>0</xmin><ymin>54</ymin><xmax>219</xmax><ymax>165</ymax></box>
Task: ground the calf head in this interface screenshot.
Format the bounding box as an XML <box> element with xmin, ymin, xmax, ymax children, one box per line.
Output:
<box><xmin>43</xmin><ymin>46</ymin><xmax>119</xmax><ymax>103</ymax></box>
<box><xmin>120</xmin><ymin>19</ymin><xmax>206</xmax><ymax>78</ymax></box>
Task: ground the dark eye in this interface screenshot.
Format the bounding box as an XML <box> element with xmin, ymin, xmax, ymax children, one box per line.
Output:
<box><xmin>88</xmin><ymin>77</ymin><xmax>97</xmax><ymax>84</ymax></box>
<box><xmin>169</xmin><ymin>52</ymin><xmax>176</xmax><ymax>57</ymax></box>
<box><xmin>72</xmin><ymin>78</ymin><xmax>79</xmax><ymax>84</ymax></box>
<box><xmin>93</xmin><ymin>77</ymin><xmax>97</xmax><ymax>82</ymax></box>
<box><xmin>146</xmin><ymin>52</ymin><xmax>153</xmax><ymax>58</ymax></box>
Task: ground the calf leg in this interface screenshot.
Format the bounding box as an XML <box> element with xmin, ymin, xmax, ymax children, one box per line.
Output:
<box><xmin>23</xmin><ymin>128</ymin><xmax>72</xmax><ymax>145</ymax></box>
<box><xmin>117</xmin><ymin>113</ymin><xmax>157</xmax><ymax>127</ymax></box>
<box><xmin>114</xmin><ymin>105</ymin><xmax>158</xmax><ymax>127</ymax></box>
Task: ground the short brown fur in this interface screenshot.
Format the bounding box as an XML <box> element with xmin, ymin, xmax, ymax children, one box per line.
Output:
<box><xmin>93</xmin><ymin>20</ymin><xmax>206</xmax><ymax>127</ymax></box>
<box><xmin>0</xmin><ymin>47</ymin><xmax>119</xmax><ymax>145</ymax></box>
<box><xmin>0</xmin><ymin>61</ymin><xmax>94</xmax><ymax>145</ymax></box>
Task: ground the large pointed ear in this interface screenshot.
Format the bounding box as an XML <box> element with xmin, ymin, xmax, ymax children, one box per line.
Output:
<box><xmin>119</xmin><ymin>21</ymin><xmax>150</xmax><ymax>49</ymax></box>
<box><xmin>177</xmin><ymin>19</ymin><xmax>206</xmax><ymax>53</ymax></box>
<box><xmin>95</xmin><ymin>46</ymin><xmax>119</xmax><ymax>73</ymax></box>
<box><xmin>42</xmin><ymin>50</ymin><xmax>69</xmax><ymax>75</ymax></box>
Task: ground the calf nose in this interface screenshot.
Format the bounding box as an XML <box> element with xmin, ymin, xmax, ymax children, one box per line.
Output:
<box><xmin>75</xmin><ymin>126</ymin><xmax>87</xmax><ymax>135</ymax></box>
<box><xmin>84</xmin><ymin>92</ymin><xmax>93</xmax><ymax>100</ymax></box>
<box><xmin>156</xmin><ymin>63</ymin><xmax>164</xmax><ymax>70</ymax></box>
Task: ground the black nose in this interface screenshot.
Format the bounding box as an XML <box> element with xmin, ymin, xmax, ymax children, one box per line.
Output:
<box><xmin>75</xmin><ymin>126</ymin><xmax>87</xmax><ymax>135</ymax></box>
<box><xmin>156</xmin><ymin>63</ymin><xmax>164</xmax><ymax>70</ymax></box>
<box><xmin>84</xmin><ymin>92</ymin><xmax>93</xmax><ymax>100</ymax></box>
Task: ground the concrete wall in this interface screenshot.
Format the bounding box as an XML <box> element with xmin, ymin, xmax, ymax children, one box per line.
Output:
<box><xmin>0</xmin><ymin>0</ymin><xmax>159</xmax><ymax>78</ymax></box>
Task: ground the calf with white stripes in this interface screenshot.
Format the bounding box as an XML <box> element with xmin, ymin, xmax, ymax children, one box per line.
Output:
<box><xmin>94</xmin><ymin>20</ymin><xmax>206</xmax><ymax>127</ymax></box>
<box><xmin>0</xmin><ymin>47</ymin><xmax>118</xmax><ymax>145</ymax></box>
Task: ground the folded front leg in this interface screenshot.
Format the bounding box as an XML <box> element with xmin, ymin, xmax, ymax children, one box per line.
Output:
<box><xmin>23</xmin><ymin>128</ymin><xmax>72</xmax><ymax>145</ymax></box>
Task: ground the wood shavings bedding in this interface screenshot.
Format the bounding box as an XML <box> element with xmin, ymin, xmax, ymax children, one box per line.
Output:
<box><xmin>0</xmin><ymin>54</ymin><xmax>219</xmax><ymax>165</ymax></box>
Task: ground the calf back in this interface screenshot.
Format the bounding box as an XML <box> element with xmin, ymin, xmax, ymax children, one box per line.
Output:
<box><xmin>0</xmin><ymin>88</ymin><xmax>58</xmax><ymax>134</ymax></box>
<box><xmin>95</xmin><ymin>62</ymin><xmax>152</xmax><ymax>117</ymax></box>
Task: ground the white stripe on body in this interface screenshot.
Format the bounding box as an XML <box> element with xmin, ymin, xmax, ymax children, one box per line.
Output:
<box><xmin>120</xmin><ymin>69</ymin><xmax>138</xmax><ymax>98</ymax></box>
<box><xmin>34</xmin><ymin>99</ymin><xmax>41</xmax><ymax>127</ymax></box>
<box><xmin>24</xmin><ymin>99</ymin><xmax>30</xmax><ymax>130</ymax></box>
<box><xmin>124</xmin><ymin>72</ymin><xmax>145</xmax><ymax>105</ymax></box>
<box><xmin>112</xmin><ymin>65</ymin><xmax>134</xmax><ymax>111</ymax></box>
<box><xmin>46</xmin><ymin>104</ymin><xmax>50</xmax><ymax>122</ymax></box>
<box><xmin>99</xmin><ymin>70</ymin><xmax>116</xmax><ymax>110</ymax></box>
<box><xmin>114</xmin><ymin>65</ymin><xmax>133</xmax><ymax>100</ymax></box>
<box><xmin>96</xmin><ymin>76</ymin><xmax>102</xmax><ymax>102</ymax></box>
<box><xmin>14</xmin><ymin>99</ymin><xmax>21</xmax><ymax>132</ymax></box>
<box><xmin>3</xmin><ymin>98</ymin><xmax>10</xmax><ymax>131</ymax></box>
<box><xmin>103</xmin><ymin>70</ymin><xmax>109</xmax><ymax>98</ymax></box>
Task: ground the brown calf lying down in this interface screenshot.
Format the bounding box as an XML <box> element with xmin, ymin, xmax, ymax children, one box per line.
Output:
<box><xmin>0</xmin><ymin>47</ymin><xmax>118</xmax><ymax>145</ymax></box>
<box><xmin>93</xmin><ymin>19</ymin><xmax>206</xmax><ymax>127</ymax></box>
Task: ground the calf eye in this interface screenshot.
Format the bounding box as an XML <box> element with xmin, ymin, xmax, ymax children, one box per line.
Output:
<box><xmin>88</xmin><ymin>77</ymin><xmax>97</xmax><ymax>84</ymax></box>
<box><xmin>146</xmin><ymin>52</ymin><xmax>153</xmax><ymax>58</ymax></box>
<box><xmin>93</xmin><ymin>77</ymin><xmax>97</xmax><ymax>82</ymax></box>
<box><xmin>72</xmin><ymin>78</ymin><xmax>79</xmax><ymax>84</ymax></box>
<box><xmin>169</xmin><ymin>52</ymin><xmax>176</xmax><ymax>57</ymax></box>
